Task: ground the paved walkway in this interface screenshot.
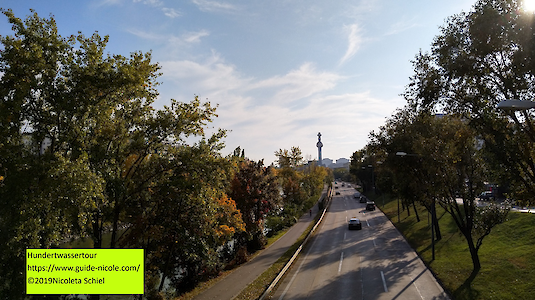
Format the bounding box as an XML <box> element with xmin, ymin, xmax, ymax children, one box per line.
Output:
<box><xmin>193</xmin><ymin>187</ymin><xmax>328</xmax><ymax>300</ymax></box>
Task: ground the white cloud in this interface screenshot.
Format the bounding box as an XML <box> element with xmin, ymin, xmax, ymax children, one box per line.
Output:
<box><xmin>385</xmin><ymin>18</ymin><xmax>419</xmax><ymax>36</ymax></box>
<box><xmin>132</xmin><ymin>0</ymin><xmax>181</xmax><ymax>18</ymax></box>
<box><xmin>182</xmin><ymin>29</ymin><xmax>209</xmax><ymax>43</ymax></box>
<box><xmin>161</xmin><ymin>53</ymin><xmax>251</xmax><ymax>94</ymax></box>
<box><xmin>157</xmin><ymin>53</ymin><xmax>401</xmax><ymax>164</ymax></box>
<box><xmin>128</xmin><ymin>29</ymin><xmax>209</xmax><ymax>49</ymax></box>
<box><xmin>192</xmin><ymin>0</ymin><xmax>239</xmax><ymax>13</ymax></box>
<box><xmin>134</xmin><ymin>0</ymin><xmax>163</xmax><ymax>6</ymax></box>
<box><xmin>92</xmin><ymin>0</ymin><xmax>123</xmax><ymax>7</ymax></box>
<box><xmin>339</xmin><ymin>23</ymin><xmax>363</xmax><ymax>66</ymax></box>
<box><xmin>162</xmin><ymin>7</ymin><xmax>181</xmax><ymax>18</ymax></box>
<box><xmin>250</xmin><ymin>63</ymin><xmax>343</xmax><ymax>104</ymax></box>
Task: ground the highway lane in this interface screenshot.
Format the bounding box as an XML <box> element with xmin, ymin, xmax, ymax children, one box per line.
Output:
<box><xmin>271</xmin><ymin>183</ymin><xmax>449</xmax><ymax>300</ymax></box>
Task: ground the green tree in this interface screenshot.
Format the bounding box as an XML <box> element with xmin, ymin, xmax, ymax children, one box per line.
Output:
<box><xmin>404</xmin><ymin>0</ymin><xmax>535</xmax><ymax>204</ymax></box>
<box><xmin>0</xmin><ymin>10</ymin><xmax>232</xmax><ymax>299</ymax></box>
<box><xmin>120</xmin><ymin>136</ymin><xmax>245</xmax><ymax>296</ymax></box>
<box><xmin>417</xmin><ymin>115</ymin><xmax>508</xmax><ymax>279</ymax></box>
<box><xmin>369</xmin><ymin>105</ymin><xmax>509</xmax><ymax>278</ymax></box>
<box><xmin>274</xmin><ymin>146</ymin><xmax>303</xmax><ymax>168</ymax></box>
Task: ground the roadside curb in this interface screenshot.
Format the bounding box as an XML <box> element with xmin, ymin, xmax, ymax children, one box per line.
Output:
<box><xmin>258</xmin><ymin>185</ymin><xmax>333</xmax><ymax>300</ymax></box>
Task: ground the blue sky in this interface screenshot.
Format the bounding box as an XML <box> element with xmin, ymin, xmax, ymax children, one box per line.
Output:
<box><xmin>0</xmin><ymin>0</ymin><xmax>476</xmax><ymax>165</ymax></box>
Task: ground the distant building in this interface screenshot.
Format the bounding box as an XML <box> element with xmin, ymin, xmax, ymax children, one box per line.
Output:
<box><xmin>336</xmin><ymin>158</ymin><xmax>349</xmax><ymax>165</ymax></box>
<box><xmin>320</xmin><ymin>157</ymin><xmax>349</xmax><ymax>170</ymax></box>
<box><xmin>321</xmin><ymin>158</ymin><xmax>333</xmax><ymax>167</ymax></box>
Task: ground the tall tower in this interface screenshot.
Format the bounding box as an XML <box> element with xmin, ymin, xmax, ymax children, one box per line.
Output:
<box><xmin>316</xmin><ymin>132</ymin><xmax>323</xmax><ymax>166</ymax></box>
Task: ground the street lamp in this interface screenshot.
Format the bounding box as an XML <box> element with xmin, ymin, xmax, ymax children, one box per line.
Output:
<box><xmin>497</xmin><ymin>99</ymin><xmax>535</xmax><ymax>143</ymax></box>
<box><xmin>497</xmin><ymin>99</ymin><xmax>535</xmax><ymax>110</ymax></box>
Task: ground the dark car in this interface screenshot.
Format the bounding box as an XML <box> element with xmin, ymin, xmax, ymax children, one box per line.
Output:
<box><xmin>479</xmin><ymin>191</ymin><xmax>494</xmax><ymax>201</ymax></box>
<box><xmin>348</xmin><ymin>218</ymin><xmax>362</xmax><ymax>230</ymax></box>
<box><xmin>366</xmin><ymin>201</ymin><xmax>376</xmax><ymax>211</ymax></box>
<box><xmin>360</xmin><ymin>196</ymin><xmax>367</xmax><ymax>203</ymax></box>
<box><xmin>335</xmin><ymin>191</ymin><xmax>340</xmax><ymax>195</ymax></box>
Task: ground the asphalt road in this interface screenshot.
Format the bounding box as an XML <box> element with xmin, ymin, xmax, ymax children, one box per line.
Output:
<box><xmin>271</xmin><ymin>184</ymin><xmax>449</xmax><ymax>300</ymax></box>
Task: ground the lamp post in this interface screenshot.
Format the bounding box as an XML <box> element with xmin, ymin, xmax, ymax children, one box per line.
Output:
<box><xmin>497</xmin><ymin>99</ymin><xmax>535</xmax><ymax>143</ymax></box>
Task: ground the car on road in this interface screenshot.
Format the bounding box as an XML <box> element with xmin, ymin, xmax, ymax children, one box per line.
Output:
<box><xmin>335</xmin><ymin>191</ymin><xmax>340</xmax><ymax>195</ymax></box>
<box><xmin>348</xmin><ymin>218</ymin><xmax>362</xmax><ymax>230</ymax></box>
<box><xmin>479</xmin><ymin>191</ymin><xmax>494</xmax><ymax>201</ymax></box>
<box><xmin>353</xmin><ymin>192</ymin><xmax>361</xmax><ymax>199</ymax></box>
<box><xmin>366</xmin><ymin>201</ymin><xmax>376</xmax><ymax>211</ymax></box>
<box><xmin>360</xmin><ymin>196</ymin><xmax>368</xmax><ymax>203</ymax></box>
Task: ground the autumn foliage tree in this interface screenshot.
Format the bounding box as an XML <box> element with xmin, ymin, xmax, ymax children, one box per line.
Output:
<box><xmin>229</xmin><ymin>159</ymin><xmax>280</xmax><ymax>252</ymax></box>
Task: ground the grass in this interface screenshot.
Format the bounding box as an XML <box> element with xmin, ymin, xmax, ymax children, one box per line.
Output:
<box><xmin>377</xmin><ymin>194</ymin><xmax>535</xmax><ymax>300</ymax></box>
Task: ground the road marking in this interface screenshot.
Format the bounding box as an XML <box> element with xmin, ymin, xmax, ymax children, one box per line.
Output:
<box><xmin>338</xmin><ymin>252</ymin><xmax>344</xmax><ymax>273</ymax></box>
<box><xmin>366</xmin><ymin>220</ymin><xmax>370</xmax><ymax>227</ymax></box>
<box><xmin>278</xmin><ymin>230</ymin><xmax>321</xmax><ymax>300</ymax></box>
<box><xmin>409</xmin><ymin>275</ymin><xmax>425</xmax><ymax>300</ymax></box>
<box><xmin>360</xmin><ymin>258</ymin><xmax>364</xmax><ymax>300</ymax></box>
<box><xmin>373</xmin><ymin>239</ymin><xmax>377</xmax><ymax>247</ymax></box>
<box><xmin>381</xmin><ymin>271</ymin><xmax>388</xmax><ymax>292</ymax></box>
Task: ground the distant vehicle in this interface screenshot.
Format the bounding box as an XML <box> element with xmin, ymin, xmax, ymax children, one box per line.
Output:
<box><xmin>342</xmin><ymin>183</ymin><xmax>345</xmax><ymax>187</ymax></box>
<box><xmin>348</xmin><ymin>218</ymin><xmax>362</xmax><ymax>230</ymax></box>
<box><xmin>479</xmin><ymin>191</ymin><xmax>494</xmax><ymax>201</ymax></box>
<box><xmin>335</xmin><ymin>191</ymin><xmax>340</xmax><ymax>195</ymax></box>
<box><xmin>335</xmin><ymin>186</ymin><xmax>339</xmax><ymax>189</ymax></box>
<box><xmin>347</xmin><ymin>184</ymin><xmax>351</xmax><ymax>188</ymax></box>
<box><xmin>366</xmin><ymin>202</ymin><xmax>376</xmax><ymax>211</ymax></box>
<box><xmin>360</xmin><ymin>196</ymin><xmax>367</xmax><ymax>203</ymax></box>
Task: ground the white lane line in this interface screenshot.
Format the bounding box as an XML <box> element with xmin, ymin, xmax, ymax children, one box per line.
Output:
<box><xmin>278</xmin><ymin>228</ymin><xmax>321</xmax><ymax>300</ymax></box>
<box><xmin>381</xmin><ymin>271</ymin><xmax>388</xmax><ymax>292</ymax></box>
<box><xmin>360</xmin><ymin>257</ymin><xmax>364</xmax><ymax>300</ymax></box>
<box><xmin>373</xmin><ymin>239</ymin><xmax>377</xmax><ymax>247</ymax></box>
<box><xmin>338</xmin><ymin>252</ymin><xmax>344</xmax><ymax>273</ymax></box>
<box><xmin>366</xmin><ymin>220</ymin><xmax>370</xmax><ymax>227</ymax></box>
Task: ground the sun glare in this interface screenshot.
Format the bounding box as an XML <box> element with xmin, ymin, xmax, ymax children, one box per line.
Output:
<box><xmin>523</xmin><ymin>0</ymin><xmax>535</xmax><ymax>12</ymax></box>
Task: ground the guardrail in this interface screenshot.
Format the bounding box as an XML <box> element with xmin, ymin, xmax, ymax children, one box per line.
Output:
<box><xmin>258</xmin><ymin>184</ymin><xmax>334</xmax><ymax>300</ymax></box>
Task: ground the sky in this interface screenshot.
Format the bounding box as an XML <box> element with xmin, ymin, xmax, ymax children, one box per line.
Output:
<box><xmin>0</xmin><ymin>0</ymin><xmax>477</xmax><ymax>165</ymax></box>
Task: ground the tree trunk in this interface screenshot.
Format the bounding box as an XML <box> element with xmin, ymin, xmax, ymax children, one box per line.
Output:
<box><xmin>92</xmin><ymin>212</ymin><xmax>102</xmax><ymax>249</ymax></box>
<box><xmin>110</xmin><ymin>204</ymin><xmax>120</xmax><ymax>249</ymax></box>
<box><xmin>413</xmin><ymin>200</ymin><xmax>420</xmax><ymax>222</ymax></box>
<box><xmin>432</xmin><ymin>201</ymin><xmax>442</xmax><ymax>241</ymax></box>
<box><xmin>465</xmin><ymin>233</ymin><xmax>481</xmax><ymax>280</ymax></box>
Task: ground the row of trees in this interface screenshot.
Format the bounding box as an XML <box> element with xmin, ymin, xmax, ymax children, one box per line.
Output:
<box><xmin>0</xmin><ymin>10</ymin><xmax>329</xmax><ymax>299</ymax></box>
<box><xmin>352</xmin><ymin>0</ymin><xmax>535</xmax><ymax>281</ymax></box>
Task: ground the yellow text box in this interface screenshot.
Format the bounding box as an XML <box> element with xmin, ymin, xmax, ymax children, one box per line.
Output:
<box><xmin>26</xmin><ymin>249</ymin><xmax>144</xmax><ymax>294</ymax></box>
